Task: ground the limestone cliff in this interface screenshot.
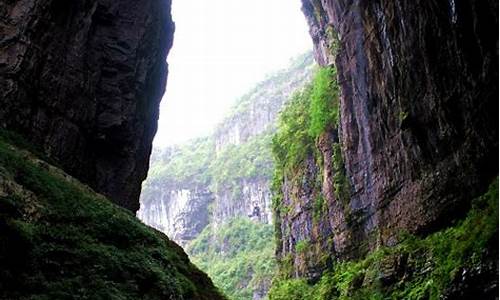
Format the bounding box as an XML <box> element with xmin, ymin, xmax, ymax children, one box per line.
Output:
<box><xmin>271</xmin><ymin>0</ymin><xmax>498</xmax><ymax>297</ymax></box>
<box><xmin>138</xmin><ymin>143</ymin><xmax>214</xmax><ymax>244</ymax></box>
<box><xmin>0</xmin><ymin>0</ymin><xmax>174</xmax><ymax>211</ymax></box>
<box><xmin>214</xmin><ymin>54</ymin><xmax>314</xmax><ymax>153</ymax></box>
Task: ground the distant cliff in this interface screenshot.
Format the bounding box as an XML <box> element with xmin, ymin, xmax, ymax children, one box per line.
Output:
<box><xmin>0</xmin><ymin>0</ymin><xmax>174</xmax><ymax>211</ymax></box>
<box><xmin>138</xmin><ymin>52</ymin><xmax>314</xmax><ymax>244</ymax></box>
<box><xmin>138</xmin><ymin>52</ymin><xmax>314</xmax><ymax>299</ymax></box>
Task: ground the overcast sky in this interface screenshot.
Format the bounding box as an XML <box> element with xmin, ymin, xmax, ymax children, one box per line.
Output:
<box><xmin>154</xmin><ymin>0</ymin><xmax>312</xmax><ymax>146</ymax></box>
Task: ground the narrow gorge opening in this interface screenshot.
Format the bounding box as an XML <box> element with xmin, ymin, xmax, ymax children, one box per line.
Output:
<box><xmin>137</xmin><ymin>1</ymin><xmax>314</xmax><ymax>298</ymax></box>
<box><xmin>0</xmin><ymin>0</ymin><xmax>497</xmax><ymax>299</ymax></box>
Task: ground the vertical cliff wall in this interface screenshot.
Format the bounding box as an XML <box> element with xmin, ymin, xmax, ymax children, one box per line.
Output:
<box><xmin>0</xmin><ymin>0</ymin><xmax>174</xmax><ymax>211</ymax></box>
<box><xmin>273</xmin><ymin>0</ymin><xmax>498</xmax><ymax>285</ymax></box>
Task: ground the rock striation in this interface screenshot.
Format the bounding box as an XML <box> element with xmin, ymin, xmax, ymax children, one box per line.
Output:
<box><xmin>138</xmin><ymin>148</ymin><xmax>214</xmax><ymax>245</ymax></box>
<box><xmin>275</xmin><ymin>0</ymin><xmax>498</xmax><ymax>283</ymax></box>
<box><xmin>0</xmin><ymin>0</ymin><xmax>174</xmax><ymax>211</ymax></box>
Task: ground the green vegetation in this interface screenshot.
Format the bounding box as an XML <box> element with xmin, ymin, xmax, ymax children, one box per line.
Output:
<box><xmin>272</xmin><ymin>66</ymin><xmax>340</xmax><ymax>178</ymax></box>
<box><xmin>332</xmin><ymin>143</ymin><xmax>349</xmax><ymax>202</ymax></box>
<box><xmin>313</xmin><ymin>194</ymin><xmax>326</xmax><ymax>222</ymax></box>
<box><xmin>0</xmin><ymin>134</ymin><xmax>224</xmax><ymax>299</ymax></box>
<box><xmin>271</xmin><ymin>65</ymin><xmax>342</xmax><ymax>250</ymax></box>
<box><xmin>209</xmin><ymin>132</ymin><xmax>274</xmax><ymax>191</ymax></box>
<box><xmin>309</xmin><ymin>67</ymin><xmax>339</xmax><ymax>139</ymax></box>
<box><xmin>227</xmin><ymin>52</ymin><xmax>314</xmax><ymax>117</ymax></box>
<box><xmin>325</xmin><ymin>25</ymin><xmax>340</xmax><ymax>56</ymax></box>
<box><xmin>187</xmin><ymin>218</ymin><xmax>276</xmax><ymax>300</ymax></box>
<box><xmin>140</xmin><ymin>52</ymin><xmax>315</xmax><ymax>300</ymax></box>
<box><xmin>272</xmin><ymin>86</ymin><xmax>314</xmax><ymax>176</ymax></box>
<box><xmin>147</xmin><ymin>137</ymin><xmax>215</xmax><ymax>186</ymax></box>
<box><xmin>146</xmin><ymin>53</ymin><xmax>316</xmax><ymax>194</ymax></box>
<box><xmin>268</xmin><ymin>179</ymin><xmax>499</xmax><ymax>300</ymax></box>
<box><xmin>295</xmin><ymin>240</ymin><xmax>310</xmax><ymax>254</ymax></box>
<box><xmin>145</xmin><ymin>131</ymin><xmax>273</xmax><ymax>198</ymax></box>
<box><xmin>267</xmin><ymin>279</ymin><xmax>313</xmax><ymax>300</ymax></box>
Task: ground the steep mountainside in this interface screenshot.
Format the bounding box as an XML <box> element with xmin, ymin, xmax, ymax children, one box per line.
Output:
<box><xmin>0</xmin><ymin>0</ymin><xmax>174</xmax><ymax>211</ymax></box>
<box><xmin>270</xmin><ymin>0</ymin><xmax>498</xmax><ymax>299</ymax></box>
<box><xmin>138</xmin><ymin>53</ymin><xmax>314</xmax><ymax>244</ymax></box>
<box><xmin>188</xmin><ymin>218</ymin><xmax>276</xmax><ymax>300</ymax></box>
<box><xmin>0</xmin><ymin>131</ymin><xmax>225</xmax><ymax>299</ymax></box>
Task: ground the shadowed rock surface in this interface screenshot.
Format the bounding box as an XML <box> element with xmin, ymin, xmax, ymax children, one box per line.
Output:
<box><xmin>274</xmin><ymin>0</ymin><xmax>498</xmax><ymax>282</ymax></box>
<box><xmin>0</xmin><ymin>0</ymin><xmax>174</xmax><ymax>211</ymax></box>
<box><xmin>0</xmin><ymin>1</ymin><xmax>228</xmax><ymax>299</ymax></box>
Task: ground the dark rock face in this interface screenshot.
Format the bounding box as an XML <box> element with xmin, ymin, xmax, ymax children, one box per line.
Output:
<box><xmin>276</xmin><ymin>0</ymin><xmax>498</xmax><ymax>279</ymax></box>
<box><xmin>0</xmin><ymin>0</ymin><xmax>174</xmax><ymax>211</ymax></box>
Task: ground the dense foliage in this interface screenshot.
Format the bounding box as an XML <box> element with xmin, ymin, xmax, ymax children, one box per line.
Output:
<box><xmin>0</xmin><ymin>133</ymin><xmax>224</xmax><ymax>300</ymax></box>
<box><xmin>272</xmin><ymin>86</ymin><xmax>314</xmax><ymax>176</ymax></box>
<box><xmin>187</xmin><ymin>218</ymin><xmax>276</xmax><ymax>300</ymax></box>
<box><xmin>268</xmin><ymin>179</ymin><xmax>499</xmax><ymax>300</ymax></box>
<box><xmin>147</xmin><ymin>137</ymin><xmax>215</xmax><ymax>186</ymax></box>
<box><xmin>209</xmin><ymin>132</ymin><xmax>273</xmax><ymax>191</ymax></box>
<box><xmin>145</xmin><ymin>131</ymin><xmax>273</xmax><ymax>195</ymax></box>
<box><xmin>308</xmin><ymin>67</ymin><xmax>339</xmax><ymax>138</ymax></box>
<box><xmin>272</xmin><ymin>65</ymin><xmax>339</xmax><ymax>178</ymax></box>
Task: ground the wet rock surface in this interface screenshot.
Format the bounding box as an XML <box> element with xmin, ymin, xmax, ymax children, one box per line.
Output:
<box><xmin>0</xmin><ymin>0</ymin><xmax>174</xmax><ymax>211</ymax></box>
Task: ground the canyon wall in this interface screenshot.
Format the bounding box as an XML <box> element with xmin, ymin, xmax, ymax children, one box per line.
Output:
<box><xmin>0</xmin><ymin>0</ymin><xmax>174</xmax><ymax>211</ymax></box>
<box><xmin>137</xmin><ymin>183</ymin><xmax>213</xmax><ymax>244</ymax></box>
<box><xmin>0</xmin><ymin>1</ymin><xmax>229</xmax><ymax>298</ymax></box>
<box><xmin>274</xmin><ymin>0</ymin><xmax>498</xmax><ymax>282</ymax></box>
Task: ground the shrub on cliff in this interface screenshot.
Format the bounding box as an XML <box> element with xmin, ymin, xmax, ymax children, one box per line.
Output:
<box><xmin>268</xmin><ymin>179</ymin><xmax>499</xmax><ymax>300</ymax></box>
<box><xmin>308</xmin><ymin>66</ymin><xmax>340</xmax><ymax>139</ymax></box>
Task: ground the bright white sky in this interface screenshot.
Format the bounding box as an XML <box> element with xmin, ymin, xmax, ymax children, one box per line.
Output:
<box><xmin>154</xmin><ymin>0</ymin><xmax>312</xmax><ymax>146</ymax></box>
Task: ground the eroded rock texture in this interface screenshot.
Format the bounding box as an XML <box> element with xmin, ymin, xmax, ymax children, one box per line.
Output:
<box><xmin>276</xmin><ymin>0</ymin><xmax>498</xmax><ymax>279</ymax></box>
<box><xmin>138</xmin><ymin>173</ymin><xmax>213</xmax><ymax>246</ymax></box>
<box><xmin>0</xmin><ymin>0</ymin><xmax>174</xmax><ymax>211</ymax></box>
